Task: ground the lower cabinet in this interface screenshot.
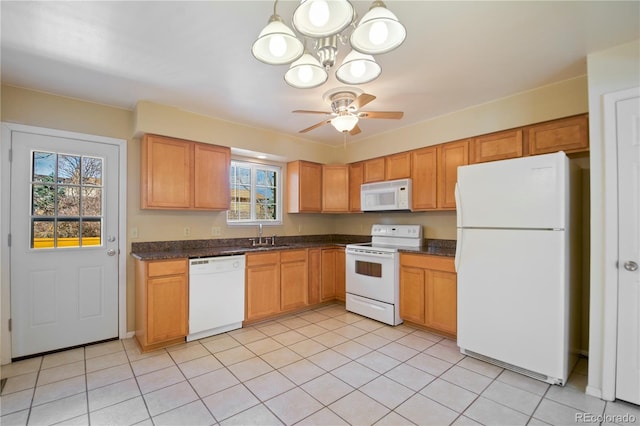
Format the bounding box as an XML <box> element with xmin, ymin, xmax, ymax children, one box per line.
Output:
<box><xmin>399</xmin><ymin>253</ymin><xmax>457</xmax><ymax>336</ymax></box>
<box><xmin>321</xmin><ymin>247</ymin><xmax>346</xmax><ymax>302</ymax></box>
<box><xmin>135</xmin><ymin>258</ymin><xmax>189</xmax><ymax>352</ymax></box>
<box><xmin>246</xmin><ymin>249</ymin><xmax>309</xmax><ymax>322</ymax></box>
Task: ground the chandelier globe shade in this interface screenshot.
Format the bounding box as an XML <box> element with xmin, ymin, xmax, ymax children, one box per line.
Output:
<box><xmin>350</xmin><ymin>1</ymin><xmax>406</xmax><ymax>55</ymax></box>
<box><xmin>252</xmin><ymin>15</ymin><xmax>304</xmax><ymax>65</ymax></box>
<box><xmin>292</xmin><ymin>0</ymin><xmax>355</xmax><ymax>38</ymax></box>
<box><xmin>335</xmin><ymin>50</ymin><xmax>381</xmax><ymax>84</ymax></box>
<box><xmin>331</xmin><ymin>114</ymin><xmax>359</xmax><ymax>132</ymax></box>
<box><xmin>285</xmin><ymin>53</ymin><xmax>329</xmax><ymax>89</ymax></box>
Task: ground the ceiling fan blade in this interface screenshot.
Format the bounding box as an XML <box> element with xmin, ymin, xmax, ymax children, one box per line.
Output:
<box><xmin>349</xmin><ymin>124</ymin><xmax>362</xmax><ymax>136</ymax></box>
<box><xmin>353</xmin><ymin>93</ymin><xmax>376</xmax><ymax>110</ymax></box>
<box><xmin>299</xmin><ymin>119</ymin><xmax>330</xmax><ymax>133</ymax></box>
<box><xmin>293</xmin><ymin>110</ymin><xmax>332</xmax><ymax>115</ymax></box>
<box><xmin>360</xmin><ymin>111</ymin><xmax>404</xmax><ymax>119</ymax></box>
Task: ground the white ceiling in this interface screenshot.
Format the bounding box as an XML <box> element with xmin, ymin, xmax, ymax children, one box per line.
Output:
<box><xmin>1</xmin><ymin>1</ymin><xmax>639</xmax><ymax>146</ymax></box>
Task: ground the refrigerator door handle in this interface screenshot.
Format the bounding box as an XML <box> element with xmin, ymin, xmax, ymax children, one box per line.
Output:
<box><xmin>455</xmin><ymin>228</ymin><xmax>462</xmax><ymax>272</ymax></box>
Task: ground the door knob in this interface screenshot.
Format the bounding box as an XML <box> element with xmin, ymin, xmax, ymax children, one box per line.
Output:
<box><xmin>107</xmin><ymin>249</ymin><xmax>117</xmax><ymax>256</ymax></box>
<box><xmin>624</xmin><ymin>261</ymin><xmax>638</xmax><ymax>271</ymax></box>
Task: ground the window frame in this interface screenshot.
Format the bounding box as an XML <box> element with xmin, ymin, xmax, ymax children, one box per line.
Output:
<box><xmin>227</xmin><ymin>159</ymin><xmax>283</xmax><ymax>226</ymax></box>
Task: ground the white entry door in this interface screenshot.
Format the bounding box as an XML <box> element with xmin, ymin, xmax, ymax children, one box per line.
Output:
<box><xmin>10</xmin><ymin>130</ymin><xmax>120</xmax><ymax>358</ymax></box>
<box><xmin>615</xmin><ymin>94</ymin><xmax>640</xmax><ymax>405</ymax></box>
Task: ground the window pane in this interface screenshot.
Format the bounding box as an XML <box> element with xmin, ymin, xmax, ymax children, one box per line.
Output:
<box><xmin>58</xmin><ymin>154</ymin><xmax>81</xmax><ymax>184</ymax></box>
<box><xmin>82</xmin><ymin>156</ymin><xmax>103</xmax><ymax>186</ymax></box>
<box><xmin>82</xmin><ymin>187</ymin><xmax>102</xmax><ymax>216</ymax></box>
<box><xmin>57</xmin><ymin>220</ymin><xmax>80</xmax><ymax>247</ymax></box>
<box><xmin>32</xmin><ymin>219</ymin><xmax>54</xmax><ymax>248</ymax></box>
<box><xmin>33</xmin><ymin>151</ymin><xmax>56</xmax><ymax>182</ymax></box>
<box><xmin>32</xmin><ymin>184</ymin><xmax>56</xmax><ymax>216</ymax></box>
<box><xmin>228</xmin><ymin>161</ymin><xmax>281</xmax><ymax>223</ymax></box>
<box><xmin>57</xmin><ymin>185</ymin><xmax>80</xmax><ymax>216</ymax></box>
<box><xmin>82</xmin><ymin>220</ymin><xmax>101</xmax><ymax>246</ymax></box>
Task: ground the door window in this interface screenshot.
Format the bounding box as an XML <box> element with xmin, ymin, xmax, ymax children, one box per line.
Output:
<box><xmin>31</xmin><ymin>150</ymin><xmax>103</xmax><ymax>249</ymax></box>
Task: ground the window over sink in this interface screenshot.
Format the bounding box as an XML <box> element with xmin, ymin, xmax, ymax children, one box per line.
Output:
<box><xmin>227</xmin><ymin>160</ymin><xmax>282</xmax><ymax>225</ymax></box>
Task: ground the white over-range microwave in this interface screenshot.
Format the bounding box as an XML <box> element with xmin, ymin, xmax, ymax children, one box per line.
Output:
<box><xmin>361</xmin><ymin>178</ymin><xmax>412</xmax><ymax>212</ymax></box>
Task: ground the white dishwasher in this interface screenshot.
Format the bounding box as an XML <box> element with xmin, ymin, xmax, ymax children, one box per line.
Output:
<box><xmin>187</xmin><ymin>255</ymin><xmax>245</xmax><ymax>342</ymax></box>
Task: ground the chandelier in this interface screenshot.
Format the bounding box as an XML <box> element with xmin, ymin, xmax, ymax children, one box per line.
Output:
<box><xmin>251</xmin><ymin>0</ymin><xmax>406</xmax><ymax>89</ymax></box>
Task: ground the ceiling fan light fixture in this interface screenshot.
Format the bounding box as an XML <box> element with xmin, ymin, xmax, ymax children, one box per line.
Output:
<box><xmin>252</xmin><ymin>15</ymin><xmax>304</xmax><ymax>65</ymax></box>
<box><xmin>331</xmin><ymin>114</ymin><xmax>359</xmax><ymax>132</ymax></box>
<box><xmin>284</xmin><ymin>53</ymin><xmax>328</xmax><ymax>88</ymax></box>
<box><xmin>350</xmin><ymin>1</ymin><xmax>406</xmax><ymax>55</ymax></box>
<box><xmin>335</xmin><ymin>50</ymin><xmax>381</xmax><ymax>84</ymax></box>
<box><xmin>293</xmin><ymin>0</ymin><xmax>355</xmax><ymax>38</ymax></box>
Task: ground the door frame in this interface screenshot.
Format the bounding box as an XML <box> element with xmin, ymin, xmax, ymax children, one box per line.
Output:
<box><xmin>1</xmin><ymin>122</ymin><xmax>127</xmax><ymax>364</ymax></box>
<box><xmin>600</xmin><ymin>86</ymin><xmax>640</xmax><ymax>400</ymax></box>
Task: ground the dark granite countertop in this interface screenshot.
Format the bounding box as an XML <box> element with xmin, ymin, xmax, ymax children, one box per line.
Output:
<box><xmin>131</xmin><ymin>235</ymin><xmax>456</xmax><ymax>261</ymax></box>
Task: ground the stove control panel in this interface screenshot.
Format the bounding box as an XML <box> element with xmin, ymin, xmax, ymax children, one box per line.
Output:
<box><xmin>370</xmin><ymin>224</ymin><xmax>422</xmax><ymax>239</ymax></box>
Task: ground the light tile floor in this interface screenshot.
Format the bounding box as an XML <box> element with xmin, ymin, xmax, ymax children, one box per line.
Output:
<box><xmin>1</xmin><ymin>303</ymin><xmax>639</xmax><ymax>425</ymax></box>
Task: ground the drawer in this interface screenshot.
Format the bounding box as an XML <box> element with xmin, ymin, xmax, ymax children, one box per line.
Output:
<box><xmin>280</xmin><ymin>249</ymin><xmax>307</xmax><ymax>263</ymax></box>
<box><xmin>400</xmin><ymin>253</ymin><xmax>455</xmax><ymax>273</ymax></box>
<box><xmin>147</xmin><ymin>259</ymin><xmax>188</xmax><ymax>277</ymax></box>
<box><xmin>246</xmin><ymin>251</ymin><xmax>280</xmax><ymax>267</ymax></box>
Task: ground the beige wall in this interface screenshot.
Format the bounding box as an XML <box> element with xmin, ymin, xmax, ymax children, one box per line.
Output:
<box><xmin>1</xmin><ymin>74</ymin><xmax>591</xmax><ymax>335</ymax></box>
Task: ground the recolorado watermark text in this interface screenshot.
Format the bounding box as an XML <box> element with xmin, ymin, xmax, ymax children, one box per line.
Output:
<box><xmin>575</xmin><ymin>412</ymin><xmax>637</xmax><ymax>423</ymax></box>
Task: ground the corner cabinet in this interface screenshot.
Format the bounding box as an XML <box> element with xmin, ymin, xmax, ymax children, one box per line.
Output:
<box><xmin>141</xmin><ymin>134</ymin><xmax>230</xmax><ymax>210</ymax></box>
<box><xmin>525</xmin><ymin>114</ymin><xmax>589</xmax><ymax>155</ymax></box>
<box><xmin>287</xmin><ymin>160</ymin><xmax>322</xmax><ymax>213</ymax></box>
<box><xmin>399</xmin><ymin>253</ymin><xmax>457</xmax><ymax>337</ymax></box>
<box><xmin>135</xmin><ymin>258</ymin><xmax>189</xmax><ymax>352</ymax></box>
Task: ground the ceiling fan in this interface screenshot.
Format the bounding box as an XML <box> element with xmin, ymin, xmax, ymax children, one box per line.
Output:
<box><xmin>293</xmin><ymin>87</ymin><xmax>404</xmax><ymax>135</ymax></box>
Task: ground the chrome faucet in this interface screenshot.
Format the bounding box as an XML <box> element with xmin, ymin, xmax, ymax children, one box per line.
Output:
<box><xmin>258</xmin><ymin>223</ymin><xmax>263</xmax><ymax>245</ymax></box>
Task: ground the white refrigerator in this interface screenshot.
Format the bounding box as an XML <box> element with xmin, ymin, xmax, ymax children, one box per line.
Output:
<box><xmin>455</xmin><ymin>151</ymin><xmax>578</xmax><ymax>385</ymax></box>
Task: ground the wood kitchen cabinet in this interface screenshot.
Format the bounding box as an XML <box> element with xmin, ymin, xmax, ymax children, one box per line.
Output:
<box><xmin>280</xmin><ymin>249</ymin><xmax>308</xmax><ymax>312</ymax></box>
<box><xmin>399</xmin><ymin>253</ymin><xmax>457</xmax><ymax>336</ymax></box>
<box><xmin>363</xmin><ymin>157</ymin><xmax>386</xmax><ymax>183</ymax></box>
<box><xmin>438</xmin><ymin>139</ymin><xmax>469</xmax><ymax>210</ymax></box>
<box><xmin>471</xmin><ymin>129</ymin><xmax>523</xmax><ymax>164</ymax></box>
<box><xmin>349</xmin><ymin>162</ymin><xmax>364</xmax><ymax>212</ymax></box>
<box><xmin>287</xmin><ymin>160</ymin><xmax>323</xmax><ymax>213</ymax></box>
<box><xmin>322</xmin><ymin>164</ymin><xmax>350</xmax><ymax>213</ymax></box>
<box><xmin>321</xmin><ymin>247</ymin><xmax>346</xmax><ymax>302</ymax></box>
<box><xmin>245</xmin><ymin>252</ymin><xmax>281</xmax><ymax>322</ymax></box>
<box><xmin>385</xmin><ymin>151</ymin><xmax>412</xmax><ymax>180</ymax></box>
<box><xmin>308</xmin><ymin>248</ymin><xmax>322</xmax><ymax>304</ymax></box>
<box><xmin>135</xmin><ymin>258</ymin><xmax>189</xmax><ymax>352</ymax></box>
<box><xmin>526</xmin><ymin>114</ymin><xmax>589</xmax><ymax>155</ymax></box>
<box><xmin>410</xmin><ymin>146</ymin><xmax>438</xmax><ymax>210</ymax></box>
<box><xmin>141</xmin><ymin>134</ymin><xmax>230</xmax><ymax>210</ymax></box>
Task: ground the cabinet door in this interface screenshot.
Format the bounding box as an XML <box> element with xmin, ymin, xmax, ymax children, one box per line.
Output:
<box><xmin>385</xmin><ymin>152</ymin><xmax>411</xmax><ymax>180</ymax></box>
<box><xmin>425</xmin><ymin>271</ymin><xmax>457</xmax><ymax>335</ymax></box>
<box><xmin>411</xmin><ymin>146</ymin><xmax>438</xmax><ymax>210</ymax></box>
<box><xmin>471</xmin><ymin>129</ymin><xmax>523</xmax><ymax>164</ymax></box>
<box><xmin>281</xmin><ymin>250</ymin><xmax>308</xmax><ymax>311</ymax></box>
<box><xmin>141</xmin><ymin>134</ymin><xmax>193</xmax><ymax>209</ymax></box>
<box><xmin>322</xmin><ymin>165</ymin><xmax>349</xmax><ymax>212</ymax></box>
<box><xmin>287</xmin><ymin>161</ymin><xmax>322</xmax><ymax>213</ymax></box>
<box><xmin>363</xmin><ymin>157</ymin><xmax>385</xmax><ymax>183</ymax></box>
<box><xmin>349</xmin><ymin>162</ymin><xmax>364</xmax><ymax>212</ymax></box>
<box><xmin>399</xmin><ymin>266</ymin><xmax>425</xmax><ymax>325</ymax></box>
<box><xmin>194</xmin><ymin>143</ymin><xmax>230</xmax><ymax>210</ymax></box>
<box><xmin>527</xmin><ymin>115</ymin><xmax>589</xmax><ymax>155</ymax></box>
<box><xmin>147</xmin><ymin>274</ymin><xmax>188</xmax><ymax>344</ymax></box>
<box><xmin>335</xmin><ymin>248</ymin><xmax>346</xmax><ymax>302</ymax></box>
<box><xmin>246</xmin><ymin>254</ymin><xmax>280</xmax><ymax>321</ymax></box>
<box><xmin>320</xmin><ymin>249</ymin><xmax>337</xmax><ymax>301</ymax></box>
<box><xmin>438</xmin><ymin>139</ymin><xmax>469</xmax><ymax>209</ymax></box>
<box><xmin>308</xmin><ymin>248</ymin><xmax>322</xmax><ymax>304</ymax></box>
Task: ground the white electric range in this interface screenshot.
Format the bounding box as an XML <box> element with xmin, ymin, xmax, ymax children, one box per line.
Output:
<box><xmin>345</xmin><ymin>224</ymin><xmax>423</xmax><ymax>325</ymax></box>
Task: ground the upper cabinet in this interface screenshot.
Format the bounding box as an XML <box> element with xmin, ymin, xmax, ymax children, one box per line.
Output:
<box><xmin>385</xmin><ymin>152</ymin><xmax>412</xmax><ymax>180</ymax></box>
<box><xmin>470</xmin><ymin>129</ymin><xmax>523</xmax><ymax>164</ymax></box>
<box><xmin>411</xmin><ymin>146</ymin><xmax>438</xmax><ymax>210</ymax></box>
<box><xmin>141</xmin><ymin>134</ymin><xmax>230</xmax><ymax>210</ymax></box>
<box><xmin>363</xmin><ymin>157</ymin><xmax>386</xmax><ymax>183</ymax></box>
<box><xmin>322</xmin><ymin>164</ymin><xmax>350</xmax><ymax>213</ymax></box>
<box><xmin>526</xmin><ymin>114</ymin><xmax>589</xmax><ymax>155</ymax></box>
<box><xmin>349</xmin><ymin>162</ymin><xmax>364</xmax><ymax>212</ymax></box>
<box><xmin>287</xmin><ymin>160</ymin><xmax>322</xmax><ymax>213</ymax></box>
<box><xmin>438</xmin><ymin>139</ymin><xmax>469</xmax><ymax>210</ymax></box>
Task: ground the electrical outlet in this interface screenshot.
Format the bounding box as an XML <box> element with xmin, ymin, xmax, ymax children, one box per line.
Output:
<box><xmin>130</xmin><ymin>227</ymin><xmax>138</xmax><ymax>238</ymax></box>
<box><xmin>211</xmin><ymin>226</ymin><xmax>221</xmax><ymax>236</ymax></box>
<box><xmin>184</xmin><ymin>227</ymin><xmax>191</xmax><ymax>237</ymax></box>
